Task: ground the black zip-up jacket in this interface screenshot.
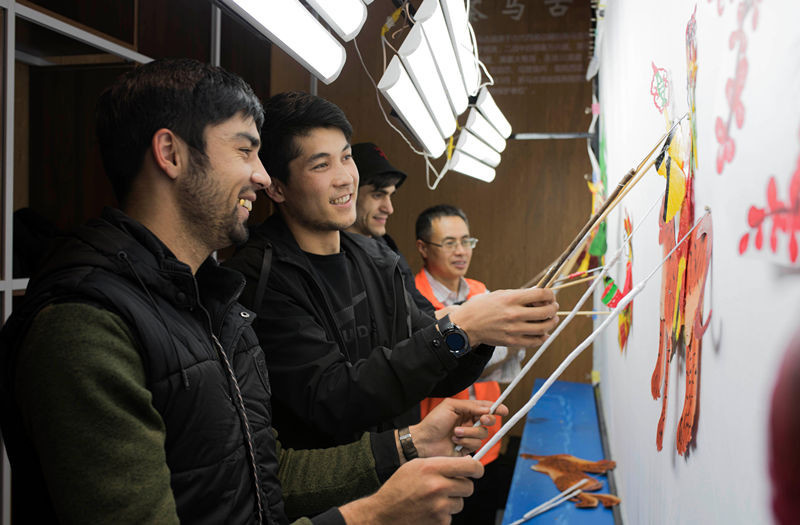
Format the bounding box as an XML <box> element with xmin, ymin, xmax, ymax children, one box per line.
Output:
<box><xmin>379</xmin><ymin>233</ymin><xmax>435</xmax><ymax>317</ymax></box>
<box><xmin>224</xmin><ymin>213</ymin><xmax>494</xmax><ymax>450</ymax></box>
<box><xmin>1</xmin><ymin>208</ymin><xmax>391</xmax><ymax>524</ymax></box>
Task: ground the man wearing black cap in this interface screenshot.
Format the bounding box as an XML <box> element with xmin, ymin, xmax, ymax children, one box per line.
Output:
<box><xmin>346</xmin><ymin>142</ymin><xmax>434</xmax><ymax>316</ymax></box>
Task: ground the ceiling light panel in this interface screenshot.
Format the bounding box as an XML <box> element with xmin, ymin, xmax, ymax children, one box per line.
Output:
<box><xmin>220</xmin><ymin>0</ymin><xmax>346</xmax><ymax>84</ymax></box>
<box><xmin>378</xmin><ymin>56</ymin><xmax>447</xmax><ymax>158</ymax></box>
<box><xmin>398</xmin><ymin>24</ymin><xmax>457</xmax><ymax>139</ymax></box>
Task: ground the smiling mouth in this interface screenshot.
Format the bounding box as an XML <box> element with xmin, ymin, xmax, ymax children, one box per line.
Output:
<box><xmin>330</xmin><ymin>195</ymin><xmax>351</xmax><ymax>205</ymax></box>
<box><xmin>238</xmin><ymin>198</ymin><xmax>253</xmax><ymax>212</ymax></box>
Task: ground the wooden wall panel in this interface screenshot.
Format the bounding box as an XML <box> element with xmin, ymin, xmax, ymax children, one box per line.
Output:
<box><xmin>137</xmin><ymin>0</ymin><xmax>210</xmax><ymax>61</ymax></box>
<box><xmin>268</xmin><ymin>2</ymin><xmax>595</xmax><ymax>435</ymax></box>
<box><xmin>27</xmin><ymin>65</ymin><xmax>132</xmax><ymax>233</ymax></box>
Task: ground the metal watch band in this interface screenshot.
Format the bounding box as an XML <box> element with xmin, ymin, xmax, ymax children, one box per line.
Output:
<box><xmin>398</xmin><ymin>426</ymin><xmax>418</xmax><ymax>461</ymax></box>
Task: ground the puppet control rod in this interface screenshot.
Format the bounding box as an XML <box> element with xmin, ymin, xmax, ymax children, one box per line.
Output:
<box><xmin>473</xmin><ymin>208</ymin><xmax>712</xmax><ymax>461</ymax></box>
<box><xmin>528</xmin><ymin>113</ymin><xmax>688</xmax><ymax>290</ymax></box>
<box><xmin>456</xmin><ymin>119</ymin><xmax>689</xmax><ymax>452</ymax></box>
<box><xmin>453</xmin><ymin>191</ymin><xmax>663</xmax><ymax>453</ymax></box>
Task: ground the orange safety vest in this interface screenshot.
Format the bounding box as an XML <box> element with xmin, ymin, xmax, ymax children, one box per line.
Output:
<box><xmin>415</xmin><ymin>270</ymin><xmax>502</xmax><ymax>465</ymax></box>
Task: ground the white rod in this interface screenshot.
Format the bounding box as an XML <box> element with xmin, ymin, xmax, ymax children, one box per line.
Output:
<box><xmin>454</xmin><ymin>191</ymin><xmax>661</xmax><ymax>454</ymax></box>
<box><xmin>508</xmin><ymin>479</ymin><xmax>588</xmax><ymax>525</ymax></box>
<box><xmin>494</xmin><ymin>191</ymin><xmax>662</xmax><ymax>413</ymax></box>
<box><xmin>474</xmin><ymin>210</ymin><xmax>709</xmax><ymax>461</ymax></box>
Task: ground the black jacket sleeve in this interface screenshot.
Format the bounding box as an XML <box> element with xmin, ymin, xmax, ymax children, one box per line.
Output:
<box><xmin>402</xmin><ymin>283</ymin><xmax>495</xmax><ymax>398</ymax></box>
<box><xmin>256</xmin><ymin>273</ymin><xmax>491</xmax><ymax>445</ymax></box>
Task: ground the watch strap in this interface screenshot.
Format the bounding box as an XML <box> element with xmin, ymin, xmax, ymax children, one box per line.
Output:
<box><xmin>398</xmin><ymin>426</ymin><xmax>418</xmax><ymax>461</ymax></box>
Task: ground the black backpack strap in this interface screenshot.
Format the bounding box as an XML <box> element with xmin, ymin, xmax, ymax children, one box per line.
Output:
<box><xmin>253</xmin><ymin>244</ymin><xmax>272</xmax><ymax>311</ymax></box>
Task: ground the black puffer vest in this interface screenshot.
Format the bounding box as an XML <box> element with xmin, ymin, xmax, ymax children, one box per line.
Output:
<box><xmin>0</xmin><ymin>208</ymin><xmax>287</xmax><ymax>524</ymax></box>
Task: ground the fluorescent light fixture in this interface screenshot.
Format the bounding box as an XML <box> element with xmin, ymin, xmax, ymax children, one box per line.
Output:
<box><xmin>448</xmin><ymin>149</ymin><xmax>496</xmax><ymax>182</ymax></box>
<box><xmin>219</xmin><ymin>0</ymin><xmax>346</xmax><ymax>84</ymax></box>
<box><xmin>475</xmin><ymin>88</ymin><xmax>512</xmax><ymax>138</ymax></box>
<box><xmin>465</xmin><ymin>107</ymin><xmax>506</xmax><ymax>152</ymax></box>
<box><xmin>378</xmin><ymin>56</ymin><xmax>447</xmax><ymax>158</ymax></box>
<box><xmin>455</xmin><ymin>129</ymin><xmax>501</xmax><ymax>167</ymax></box>
<box><xmin>440</xmin><ymin>0</ymin><xmax>481</xmax><ymax>95</ymax></box>
<box><xmin>415</xmin><ymin>0</ymin><xmax>468</xmax><ymax>115</ymax></box>
<box><xmin>398</xmin><ymin>24</ymin><xmax>457</xmax><ymax>138</ymax></box>
<box><xmin>306</xmin><ymin>0</ymin><xmax>367</xmax><ymax>41</ymax></box>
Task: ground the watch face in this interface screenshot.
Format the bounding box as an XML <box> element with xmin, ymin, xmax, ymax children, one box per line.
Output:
<box><xmin>445</xmin><ymin>332</ymin><xmax>467</xmax><ymax>353</ymax></box>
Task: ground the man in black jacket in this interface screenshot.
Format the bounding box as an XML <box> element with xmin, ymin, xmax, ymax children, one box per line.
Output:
<box><xmin>225</xmin><ymin>92</ymin><xmax>559</xmax><ymax>451</ymax></box>
<box><xmin>0</xmin><ymin>59</ymin><xmax>505</xmax><ymax>525</ymax></box>
<box><xmin>345</xmin><ymin>142</ymin><xmax>435</xmax><ymax>317</ymax></box>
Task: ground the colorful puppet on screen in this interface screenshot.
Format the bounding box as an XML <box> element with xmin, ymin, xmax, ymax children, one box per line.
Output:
<box><xmin>572</xmin><ymin>109</ymin><xmax>609</xmax><ymax>278</ymax></box>
<box><xmin>617</xmin><ymin>211</ymin><xmax>634</xmax><ymax>352</ymax></box>
<box><xmin>599</xmin><ymin>209</ymin><xmax>634</xmax><ymax>353</ymax></box>
<box><xmin>713</xmin><ymin>0</ymin><xmax>762</xmax><ymax>174</ymax></box>
<box><xmin>649</xmin><ymin>7</ymin><xmax>713</xmax><ymax>455</ymax></box>
<box><xmin>739</xmin><ymin>130</ymin><xmax>800</xmax><ymax>265</ymax></box>
<box><xmin>522</xmin><ymin>454</ymin><xmax>621</xmax><ymax>509</ymax></box>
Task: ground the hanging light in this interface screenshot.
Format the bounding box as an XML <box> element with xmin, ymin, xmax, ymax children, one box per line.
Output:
<box><xmin>455</xmin><ymin>129</ymin><xmax>501</xmax><ymax>167</ymax></box>
<box><xmin>398</xmin><ymin>24</ymin><xmax>457</xmax><ymax>139</ymax></box>
<box><xmin>439</xmin><ymin>0</ymin><xmax>481</xmax><ymax>95</ymax></box>
<box><xmin>219</xmin><ymin>0</ymin><xmax>346</xmax><ymax>84</ymax></box>
<box><xmin>415</xmin><ymin>0</ymin><xmax>468</xmax><ymax>115</ymax></box>
<box><xmin>447</xmin><ymin>149</ymin><xmax>496</xmax><ymax>182</ymax></box>
<box><xmin>378</xmin><ymin>56</ymin><xmax>447</xmax><ymax>158</ymax></box>
<box><xmin>306</xmin><ymin>0</ymin><xmax>368</xmax><ymax>41</ymax></box>
<box><xmin>464</xmin><ymin>107</ymin><xmax>506</xmax><ymax>152</ymax></box>
<box><xmin>475</xmin><ymin>87</ymin><xmax>512</xmax><ymax>138</ymax></box>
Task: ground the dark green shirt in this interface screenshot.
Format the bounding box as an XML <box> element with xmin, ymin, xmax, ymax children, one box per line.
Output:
<box><xmin>16</xmin><ymin>303</ymin><xmax>387</xmax><ymax>524</ymax></box>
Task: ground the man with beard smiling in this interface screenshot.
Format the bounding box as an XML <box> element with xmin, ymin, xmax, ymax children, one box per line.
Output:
<box><xmin>225</xmin><ymin>91</ymin><xmax>560</xmax><ymax>453</ymax></box>
<box><xmin>0</xmin><ymin>59</ymin><xmax>508</xmax><ymax>524</ymax></box>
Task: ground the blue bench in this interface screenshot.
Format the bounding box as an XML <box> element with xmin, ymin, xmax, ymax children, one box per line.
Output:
<box><xmin>502</xmin><ymin>379</ymin><xmax>619</xmax><ymax>524</ymax></box>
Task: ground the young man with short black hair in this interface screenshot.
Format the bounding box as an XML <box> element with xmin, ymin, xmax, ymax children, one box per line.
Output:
<box><xmin>0</xmin><ymin>60</ymin><xmax>504</xmax><ymax>525</ymax></box>
<box><xmin>226</xmin><ymin>91</ymin><xmax>559</xmax><ymax>454</ymax></box>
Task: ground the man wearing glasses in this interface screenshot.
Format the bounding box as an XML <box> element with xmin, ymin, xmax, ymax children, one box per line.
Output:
<box><xmin>414</xmin><ymin>204</ymin><xmax>526</xmax><ymax>524</ymax></box>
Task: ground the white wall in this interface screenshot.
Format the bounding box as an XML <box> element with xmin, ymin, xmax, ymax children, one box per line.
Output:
<box><xmin>594</xmin><ymin>1</ymin><xmax>800</xmax><ymax>523</ymax></box>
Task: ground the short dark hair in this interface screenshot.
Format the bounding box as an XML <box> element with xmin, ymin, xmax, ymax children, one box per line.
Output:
<box><xmin>362</xmin><ymin>172</ymin><xmax>405</xmax><ymax>191</ymax></box>
<box><xmin>415</xmin><ymin>205</ymin><xmax>469</xmax><ymax>241</ymax></box>
<box><xmin>96</xmin><ymin>58</ymin><xmax>264</xmax><ymax>205</ymax></box>
<box><xmin>260</xmin><ymin>91</ymin><xmax>353</xmax><ymax>185</ymax></box>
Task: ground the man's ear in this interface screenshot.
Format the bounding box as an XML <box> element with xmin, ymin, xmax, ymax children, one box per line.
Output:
<box><xmin>415</xmin><ymin>239</ymin><xmax>428</xmax><ymax>261</ymax></box>
<box><xmin>151</xmin><ymin>128</ymin><xmax>184</xmax><ymax>180</ymax></box>
<box><xmin>265</xmin><ymin>177</ymin><xmax>287</xmax><ymax>204</ymax></box>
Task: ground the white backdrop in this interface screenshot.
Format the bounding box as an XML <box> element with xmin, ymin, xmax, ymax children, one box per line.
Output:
<box><xmin>594</xmin><ymin>1</ymin><xmax>800</xmax><ymax>523</ymax></box>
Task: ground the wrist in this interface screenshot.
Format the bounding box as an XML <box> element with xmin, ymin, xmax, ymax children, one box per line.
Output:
<box><xmin>397</xmin><ymin>426</ymin><xmax>419</xmax><ymax>463</ymax></box>
<box><xmin>436</xmin><ymin>314</ymin><xmax>472</xmax><ymax>357</ymax></box>
<box><xmin>447</xmin><ymin>308</ymin><xmax>479</xmax><ymax>347</ymax></box>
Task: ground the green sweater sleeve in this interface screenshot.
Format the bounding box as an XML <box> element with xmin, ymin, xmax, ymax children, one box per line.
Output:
<box><xmin>278</xmin><ymin>431</ymin><xmax>396</xmax><ymax>521</ymax></box>
<box><xmin>15</xmin><ymin>303</ymin><xmax>179</xmax><ymax>524</ymax></box>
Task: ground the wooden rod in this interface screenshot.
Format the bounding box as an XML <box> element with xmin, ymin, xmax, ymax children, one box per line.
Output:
<box><xmin>550</xmin><ymin>274</ymin><xmax>599</xmax><ymax>290</ymax></box>
<box><xmin>536</xmin><ymin>116</ymin><xmax>685</xmax><ymax>289</ymax></box>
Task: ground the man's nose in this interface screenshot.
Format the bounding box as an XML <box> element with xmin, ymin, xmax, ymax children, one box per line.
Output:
<box><xmin>252</xmin><ymin>157</ymin><xmax>271</xmax><ymax>190</ymax></box>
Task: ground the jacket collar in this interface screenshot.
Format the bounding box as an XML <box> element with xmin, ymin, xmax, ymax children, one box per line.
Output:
<box><xmin>44</xmin><ymin>207</ymin><xmax>244</xmax><ymax>311</ymax></box>
<box><xmin>257</xmin><ymin>212</ymin><xmax>399</xmax><ymax>269</ymax></box>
